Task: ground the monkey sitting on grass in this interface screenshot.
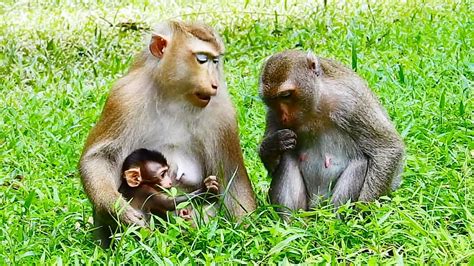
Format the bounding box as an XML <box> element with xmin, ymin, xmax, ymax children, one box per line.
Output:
<box><xmin>259</xmin><ymin>50</ymin><xmax>405</xmax><ymax>216</ymax></box>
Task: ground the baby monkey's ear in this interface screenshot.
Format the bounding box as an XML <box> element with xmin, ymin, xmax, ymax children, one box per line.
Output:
<box><xmin>124</xmin><ymin>167</ymin><xmax>142</xmax><ymax>187</ymax></box>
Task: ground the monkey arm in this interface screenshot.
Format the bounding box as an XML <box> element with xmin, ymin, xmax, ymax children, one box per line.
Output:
<box><xmin>340</xmin><ymin>105</ymin><xmax>405</xmax><ymax>201</ymax></box>
<box><xmin>217</xmin><ymin>124</ymin><xmax>256</xmax><ymax>217</ymax></box>
<box><xmin>173</xmin><ymin>188</ymin><xmax>209</xmax><ymax>204</ymax></box>
<box><xmin>357</xmin><ymin>143</ymin><xmax>404</xmax><ymax>201</ymax></box>
<box><xmin>259</xmin><ymin>128</ymin><xmax>297</xmax><ymax>175</ymax></box>
<box><xmin>138</xmin><ymin>188</ymin><xmax>177</xmax><ymax>213</ymax></box>
<box><xmin>259</xmin><ymin>137</ymin><xmax>281</xmax><ymax>175</ymax></box>
<box><xmin>259</xmin><ymin>115</ymin><xmax>282</xmax><ymax>174</ymax></box>
<box><xmin>79</xmin><ymin>152</ymin><xmax>146</xmax><ymax>226</ymax></box>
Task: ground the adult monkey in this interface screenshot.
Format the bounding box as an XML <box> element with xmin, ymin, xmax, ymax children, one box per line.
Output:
<box><xmin>79</xmin><ymin>21</ymin><xmax>256</xmax><ymax>247</ymax></box>
<box><xmin>259</xmin><ymin>50</ymin><xmax>404</xmax><ymax>216</ymax></box>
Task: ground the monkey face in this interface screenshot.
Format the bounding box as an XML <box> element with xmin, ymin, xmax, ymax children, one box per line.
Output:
<box><xmin>153</xmin><ymin>33</ymin><xmax>223</xmax><ymax>109</ymax></box>
<box><xmin>260</xmin><ymin>50</ymin><xmax>322</xmax><ymax>129</ymax></box>
<box><xmin>144</xmin><ymin>161</ymin><xmax>172</xmax><ymax>189</ymax></box>
<box><xmin>184</xmin><ymin>39</ymin><xmax>222</xmax><ymax>108</ymax></box>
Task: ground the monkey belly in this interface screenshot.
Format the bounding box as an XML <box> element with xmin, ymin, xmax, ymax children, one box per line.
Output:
<box><xmin>298</xmin><ymin>129</ymin><xmax>362</xmax><ymax>201</ymax></box>
<box><xmin>299</xmin><ymin>151</ymin><xmax>347</xmax><ymax>198</ymax></box>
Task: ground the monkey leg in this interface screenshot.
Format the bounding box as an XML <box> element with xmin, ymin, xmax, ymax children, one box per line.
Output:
<box><xmin>93</xmin><ymin>205</ymin><xmax>148</xmax><ymax>248</ymax></box>
<box><xmin>330</xmin><ymin>159</ymin><xmax>367</xmax><ymax>207</ymax></box>
<box><xmin>269</xmin><ymin>154</ymin><xmax>308</xmax><ymax>217</ymax></box>
<box><xmin>92</xmin><ymin>210</ymin><xmax>118</xmax><ymax>248</ymax></box>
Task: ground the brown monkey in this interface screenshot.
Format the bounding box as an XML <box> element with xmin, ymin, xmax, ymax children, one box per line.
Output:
<box><xmin>119</xmin><ymin>148</ymin><xmax>219</xmax><ymax>220</ymax></box>
<box><xmin>259</xmin><ymin>50</ymin><xmax>404</xmax><ymax>215</ymax></box>
<box><xmin>79</xmin><ymin>20</ymin><xmax>256</xmax><ymax>247</ymax></box>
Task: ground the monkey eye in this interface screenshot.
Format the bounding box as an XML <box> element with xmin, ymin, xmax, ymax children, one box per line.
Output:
<box><xmin>159</xmin><ymin>170</ymin><xmax>167</xmax><ymax>178</ymax></box>
<box><xmin>154</xmin><ymin>170</ymin><xmax>167</xmax><ymax>180</ymax></box>
<box><xmin>278</xmin><ymin>91</ymin><xmax>292</xmax><ymax>99</ymax></box>
<box><xmin>212</xmin><ymin>57</ymin><xmax>219</xmax><ymax>64</ymax></box>
<box><xmin>196</xmin><ymin>53</ymin><xmax>209</xmax><ymax>64</ymax></box>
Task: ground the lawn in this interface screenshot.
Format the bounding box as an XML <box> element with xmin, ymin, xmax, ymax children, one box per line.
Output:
<box><xmin>0</xmin><ymin>0</ymin><xmax>472</xmax><ymax>264</ymax></box>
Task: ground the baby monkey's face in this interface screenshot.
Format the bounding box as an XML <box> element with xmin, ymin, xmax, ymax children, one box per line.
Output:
<box><xmin>144</xmin><ymin>161</ymin><xmax>172</xmax><ymax>189</ymax></box>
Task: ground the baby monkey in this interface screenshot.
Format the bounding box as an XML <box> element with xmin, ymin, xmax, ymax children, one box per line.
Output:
<box><xmin>119</xmin><ymin>148</ymin><xmax>219</xmax><ymax>220</ymax></box>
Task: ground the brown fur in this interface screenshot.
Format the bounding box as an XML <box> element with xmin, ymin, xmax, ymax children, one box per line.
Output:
<box><xmin>79</xmin><ymin>20</ymin><xmax>255</xmax><ymax>247</ymax></box>
<box><xmin>170</xmin><ymin>20</ymin><xmax>224</xmax><ymax>53</ymax></box>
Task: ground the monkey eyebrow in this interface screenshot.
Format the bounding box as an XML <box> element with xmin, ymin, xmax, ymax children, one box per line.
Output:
<box><xmin>193</xmin><ymin>51</ymin><xmax>223</xmax><ymax>59</ymax></box>
<box><xmin>277</xmin><ymin>80</ymin><xmax>297</xmax><ymax>93</ymax></box>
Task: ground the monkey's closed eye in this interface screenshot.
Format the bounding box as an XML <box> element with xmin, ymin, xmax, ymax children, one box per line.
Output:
<box><xmin>196</xmin><ymin>54</ymin><xmax>209</xmax><ymax>64</ymax></box>
<box><xmin>212</xmin><ymin>58</ymin><xmax>219</xmax><ymax>64</ymax></box>
<box><xmin>279</xmin><ymin>91</ymin><xmax>292</xmax><ymax>99</ymax></box>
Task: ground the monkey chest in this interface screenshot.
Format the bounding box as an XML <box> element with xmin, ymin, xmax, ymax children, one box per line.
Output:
<box><xmin>141</xmin><ymin>126</ymin><xmax>205</xmax><ymax>190</ymax></box>
<box><xmin>297</xmin><ymin>130</ymin><xmax>360</xmax><ymax>188</ymax></box>
<box><xmin>298</xmin><ymin>149</ymin><xmax>348</xmax><ymax>185</ymax></box>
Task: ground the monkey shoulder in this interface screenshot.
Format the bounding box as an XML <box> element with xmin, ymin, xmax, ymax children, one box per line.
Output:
<box><xmin>320</xmin><ymin>58</ymin><xmax>356</xmax><ymax>78</ymax></box>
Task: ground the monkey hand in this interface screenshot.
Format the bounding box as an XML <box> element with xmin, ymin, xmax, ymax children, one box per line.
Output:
<box><xmin>203</xmin><ymin>175</ymin><xmax>219</xmax><ymax>194</ymax></box>
<box><xmin>262</xmin><ymin>129</ymin><xmax>297</xmax><ymax>154</ymax></box>
<box><xmin>178</xmin><ymin>208</ymin><xmax>193</xmax><ymax>220</ymax></box>
<box><xmin>117</xmin><ymin>204</ymin><xmax>147</xmax><ymax>227</ymax></box>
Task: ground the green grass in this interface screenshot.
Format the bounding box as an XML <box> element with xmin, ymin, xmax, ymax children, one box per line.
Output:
<box><xmin>1</xmin><ymin>0</ymin><xmax>472</xmax><ymax>264</ymax></box>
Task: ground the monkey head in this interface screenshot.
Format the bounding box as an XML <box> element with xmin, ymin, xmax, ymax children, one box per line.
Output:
<box><xmin>148</xmin><ymin>21</ymin><xmax>225</xmax><ymax>108</ymax></box>
<box><xmin>259</xmin><ymin>50</ymin><xmax>323</xmax><ymax>129</ymax></box>
<box><xmin>124</xmin><ymin>161</ymin><xmax>172</xmax><ymax>189</ymax></box>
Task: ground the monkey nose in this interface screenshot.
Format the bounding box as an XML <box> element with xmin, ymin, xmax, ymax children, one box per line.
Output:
<box><xmin>211</xmin><ymin>83</ymin><xmax>218</xmax><ymax>90</ymax></box>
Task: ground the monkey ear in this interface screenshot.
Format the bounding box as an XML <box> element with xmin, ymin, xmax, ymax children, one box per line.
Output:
<box><xmin>124</xmin><ymin>167</ymin><xmax>142</xmax><ymax>187</ymax></box>
<box><xmin>149</xmin><ymin>34</ymin><xmax>169</xmax><ymax>59</ymax></box>
<box><xmin>306</xmin><ymin>51</ymin><xmax>322</xmax><ymax>76</ymax></box>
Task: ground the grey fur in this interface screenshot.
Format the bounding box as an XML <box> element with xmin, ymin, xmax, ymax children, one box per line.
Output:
<box><xmin>259</xmin><ymin>50</ymin><xmax>405</xmax><ymax>214</ymax></box>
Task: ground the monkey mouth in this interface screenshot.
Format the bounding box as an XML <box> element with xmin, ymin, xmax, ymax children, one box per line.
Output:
<box><xmin>193</xmin><ymin>92</ymin><xmax>212</xmax><ymax>107</ymax></box>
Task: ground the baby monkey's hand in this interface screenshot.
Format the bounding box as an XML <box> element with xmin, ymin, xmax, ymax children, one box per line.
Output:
<box><xmin>203</xmin><ymin>175</ymin><xmax>219</xmax><ymax>194</ymax></box>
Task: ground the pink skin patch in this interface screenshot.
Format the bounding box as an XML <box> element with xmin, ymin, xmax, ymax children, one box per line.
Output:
<box><xmin>324</xmin><ymin>154</ymin><xmax>332</xmax><ymax>168</ymax></box>
<box><xmin>299</xmin><ymin>153</ymin><xmax>308</xmax><ymax>162</ymax></box>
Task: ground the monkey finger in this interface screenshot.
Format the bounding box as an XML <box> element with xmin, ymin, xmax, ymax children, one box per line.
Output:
<box><xmin>278</xmin><ymin>129</ymin><xmax>297</xmax><ymax>139</ymax></box>
<box><xmin>282</xmin><ymin>146</ymin><xmax>295</xmax><ymax>151</ymax></box>
<box><xmin>204</xmin><ymin>175</ymin><xmax>217</xmax><ymax>182</ymax></box>
<box><xmin>122</xmin><ymin>207</ymin><xmax>146</xmax><ymax>226</ymax></box>
<box><xmin>261</xmin><ymin>139</ymin><xmax>279</xmax><ymax>153</ymax></box>
<box><xmin>280</xmin><ymin>140</ymin><xmax>296</xmax><ymax>151</ymax></box>
<box><xmin>208</xmin><ymin>180</ymin><xmax>219</xmax><ymax>188</ymax></box>
<box><xmin>205</xmin><ymin>180</ymin><xmax>219</xmax><ymax>189</ymax></box>
<box><xmin>282</xmin><ymin>138</ymin><xmax>297</xmax><ymax>145</ymax></box>
<box><xmin>178</xmin><ymin>209</ymin><xmax>193</xmax><ymax>220</ymax></box>
<box><xmin>207</xmin><ymin>185</ymin><xmax>219</xmax><ymax>193</ymax></box>
<box><xmin>282</xmin><ymin>144</ymin><xmax>296</xmax><ymax>151</ymax></box>
<box><xmin>178</xmin><ymin>209</ymin><xmax>190</xmax><ymax>216</ymax></box>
